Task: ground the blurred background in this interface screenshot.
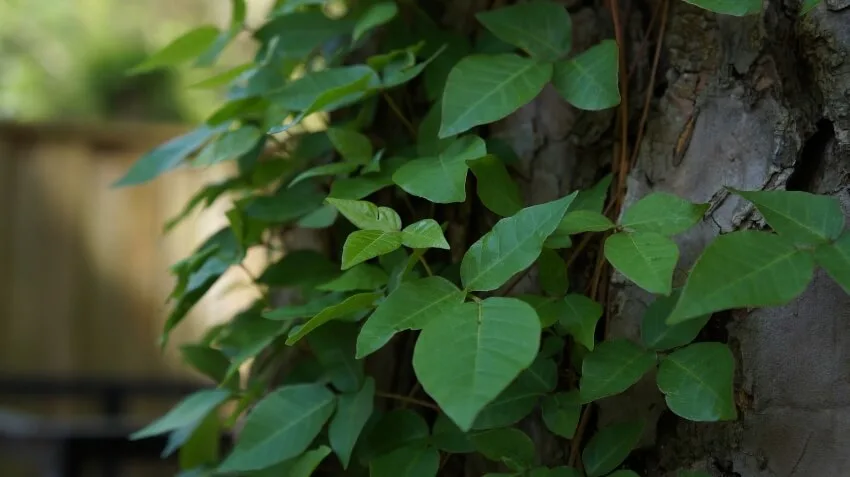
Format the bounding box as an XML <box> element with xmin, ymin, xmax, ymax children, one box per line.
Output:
<box><xmin>0</xmin><ymin>0</ymin><xmax>273</xmax><ymax>475</ymax></box>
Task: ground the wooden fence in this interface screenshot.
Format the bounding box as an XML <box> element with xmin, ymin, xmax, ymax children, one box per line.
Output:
<box><xmin>0</xmin><ymin>120</ymin><xmax>262</xmax><ymax>410</ymax></box>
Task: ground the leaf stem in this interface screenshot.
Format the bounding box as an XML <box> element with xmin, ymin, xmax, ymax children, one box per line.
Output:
<box><xmin>382</xmin><ymin>92</ymin><xmax>417</xmax><ymax>138</ymax></box>
<box><xmin>375</xmin><ymin>391</ymin><xmax>439</xmax><ymax>410</ymax></box>
<box><xmin>419</xmin><ymin>255</ymin><xmax>434</xmax><ymax>276</ymax></box>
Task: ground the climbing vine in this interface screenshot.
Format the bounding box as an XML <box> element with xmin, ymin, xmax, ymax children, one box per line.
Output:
<box><xmin>120</xmin><ymin>1</ymin><xmax>832</xmax><ymax>476</ymax></box>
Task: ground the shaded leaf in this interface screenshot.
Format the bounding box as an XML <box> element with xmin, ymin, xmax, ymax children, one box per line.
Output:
<box><xmin>468</xmin><ymin>154</ymin><xmax>523</xmax><ymax>216</ymax></box>
<box><xmin>579</xmin><ymin>339</ymin><xmax>656</xmax><ymax>403</ymax></box>
<box><xmin>251</xmin><ymin>446</ymin><xmax>332</xmax><ymax>477</ymax></box>
<box><xmin>353</xmin><ymin>2</ymin><xmax>398</xmax><ymax>42</ymax></box>
<box><xmin>264</xmin><ymin>294</ymin><xmax>343</xmax><ymax>321</ymax></box>
<box><xmin>370</xmin><ymin>445</ymin><xmax>439</xmax><ymax>477</ymax></box>
<box><xmin>641</xmin><ymin>291</ymin><xmax>709</xmax><ymax>351</ymax></box>
<box><xmin>131</xmin><ymin>389</ymin><xmax>231</xmax><ymax>440</ymax></box>
<box><xmin>559</xmin><ymin>294</ymin><xmax>603</xmax><ymax>350</ymax></box>
<box><xmin>582</xmin><ymin>421</ymin><xmax>643</xmax><ymax>477</ymax></box>
<box><xmin>657</xmin><ymin>342</ymin><xmax>737</xmax><ymax>421</ymax></box>
<box><xmin>289</xmin><ymin>162</ymin><xmax>359</xmax><ymax>187</ymax></box>
<box><xmin>608</xmin><ymin>472</ymin><xmax>641</xmax><ymax>477</ymax></box>
<box><xmin>130</xmin><ymin>26</ymin><xmax>220</xmax><ymax>73</ymax></box>
<box><xmin>556</xmin><ymin>210</ymin><xmax>615</xmax><ymax>235</ymax></box>
<box><xmin>552</xmin><ymin>40</ymin><xmax>620</xmax><ymax>111</ymax></box>
<box><xmin>461</xmin><ymin>193</ymin><xmax>576</xmax><ymax>291</ymax></box>
<box><xmin>342</xmin><ymin>230</ymin><xmax>404</xmax><ymax>269</ymax></box>
<box><xmin>529</xmin><ymin>468</ymin><xmax>582</xmax><ymax>477</ymax></box>
<box><xmin>620</xmin><ymin>192</ymin><xmax>708</xmax><ymax>236</ymax></box>
<box><xmin>815</xmin><ymin>231</ymin><xmax>850</xmax><ymax>294</ymax></box>
<box><xmin>413</xmin><ymin>298</ymin><xmax>540</xmax><ymax>430</ymax></box>
<box><xmin>382</xmin><ymin>44</ymin><xmax>447</xmax><ymax>88</ymax></box>
<box><xmin>402</xmin><ymin>219</ymin><xmax>450</xmax><ymax>249</ymax></box>
<box><xmin>218</xmin><ymin>384</ymin><xmax>335</xmax><ymax>472</ymax></box>
<box><xmin>731</xmin><ymin>189</ymin><xmax>844</xmax><ymax>245</ymax></box>
<box><xmin>242</xmin><ymin>181</ymin><xmax>326</xmax><ymax>224</ymax></box>
<box><xmin>801</xmin><ymin>0</ymin><xmax>820</xmax><ymax>15</ymax></box>
<box><xmin>307</xmin><ymin>322</ymin><xmax>364</xmax><ymax>392</ymax></box>
<box><xmin>193</xmin><ymin>126</ymin><xmax>263</xmax><ymax>167</ymax></box>
<box><xmin>176</xmin><ymin>411</ymin><xmax>220</xmax><ymax>467</ymax></box>
<box><xmin>114</xmin><ymin>126</ymin><xmax>219</xmax><ymax>187</ymax></box>
<box><xmin>473</xmin><ymin>357</ymin><xmax>557</xmax><ymax>429</ymax></box>
<box><xmin>669</xmin><ymin>231</ymin><xmax>815</xmax><ymax>324</ymax></box>
<box><xmin>297</xmin><ymin>204</ymin><xmax>339</xmax><ymax>229</ymax></box>
<box><xmin>357</xmin><ymin>276</ymin><xmax>465</xmax><ymax>358</ymax></box>
<box><xmin>179</xmin><ymin>345</ymin><xmax>233</xmax><ymax>387</ymax></box>
<box><xmin>519</xmin><ymin>295</ymin><xmax>565</xmax><ymax>328</ymax></box>
<box><xmin>538</xmin><ymin>248</ymin><xmax>568</xmax><ymax>296</ymax></box>
<box><xmin>393</xmin><ymin>135</ymin><xmax>487</xmax><ymax>203</ymax></box>
<box><xmin>190</xmin><ymin>63</ymin><xmax>253</xmax><ymax>89</ymax></box>
<box><xmin>255</xmin><ymin>11</ymin><xmax>353</xmax><ymax>59</ymax></box>
<box><xmin>272</xmin><ymin>65</ymin><xmax>379</xmax><ymax>112</ymax></box>
<box><xmin>476</xmin><ymin>1</ymin><xmax>572</xmax><ymax>61</ymax></box>
<box><xmin>286</xmin><ymin>292</ymin><xmax>382</xmax><ymax>344</ymax></box>
<box><xmin>318</xmin><ymin>263</ymin><xmax>389</xmax><ymax>292</ymax></box>
<box><xmin>681</xmin><ymin>0</ymin><xmax>761</xmax><ymax>15</ymax></box>
<box><xmin>329</xmin><ymin>378</ymin><xmax>375</xmax><ymax>468</ymax></box>
<box><xmin>541</xmin><ymin>391</ymin><xmax>581</xmax><ymax>439</ymax></box>
<box><xmin>440</xmin><ymin>54</ymin><xmax>552</xmax><ymax>137</ymax></box>
<box><xmin>432</xmin><ymin>413</ymin><xmax>475</xmax><ymax>453</ymax></box>
<box><xmin>363</xmin><ymin>409</ymin><xmax>429</xmax><ymax>458</ymax></box>
<box><xmin>258</xmin><ymin>250</ymin><xmax>338</xmax><ymax>288</ymax></box>
<box><xmin>327</xmin><ymin>128</ymin><xmax>373</xmax><ymax>165</ymax></box>
<box><xmin>471</xmin><ymin>428</ymin><xmax>535</xmax><ymax>469</ymax></box>
<box><xmin>604</xmin><ymin>232</ymin><xmax>679</xmax><ymax>295</ymax></box>
<box><xmin>326</xmin><ymin>198</ymin><xmax>401</xmax><ymax>232</ymax></box>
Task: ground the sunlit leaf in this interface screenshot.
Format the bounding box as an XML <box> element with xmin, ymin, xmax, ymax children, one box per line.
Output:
<box><xmin>342</xmin><ymin>230</ymin><xmax>404</xmax><ymax>269</ymax></box>
<box><xmin>440</xmin><ymin>54</ymin><xmax>552</xmax><ymax>137</ymax></box>
<box><xmin>326</xmin><ymin>198</ymin><xmax>402</xmax><ymax>232</ymax></box>
<box><xmin>413</xmin><ymin>298</ymin><xmax>540</xmax><ymax>430</ymax></box>
<box><xmin>393</xmin><ymin>135</ymin><xmax>487</xmax><ymax>203</ymax></box>
<box><xmin>130</xmin><ymin>26</ymin><xmax>220</xmax><ymax>73</ymax></box>
<box><xmin>552</xmin><ymin>40</ymin><xmax>620</xmax><ymax>111</ymax></box>
<box><xmin>657</xmin><ymin>342</ymin><xmax>737</xmax><ymax>421</ymax></box>
<box><xmin>402</xmin><ymin>219</ymin><xmax>450</xmax><ymax>249</ymax></box>
<box><xmin>620</xmin><ymin>192</ymin><xmax>708</xmax><ymax>236</ymax></box>
<box><xmin>556</xmin><ymin>210</ymin><xmax>615</xmax><ymax>235</ymax></box>
<box><xmin>476</xmin><ymin>1</ymin><xmax>572</xmax><ymax>61</ymax></box>
<box><xmin>579</xmin><ymin>339</ymin><xmax>656</xmax><ymax>403</ymax></box>
<box><xmin>604</xmin><ymin>232</ymin><xmax>679</xmax><ymax>295</ymax></box>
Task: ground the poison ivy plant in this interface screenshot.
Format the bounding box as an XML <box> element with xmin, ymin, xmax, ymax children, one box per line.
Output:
<box><xmin>121</xmin><ymin>0</ymin><xmax>839</xmax><ymax>476</ymax></box>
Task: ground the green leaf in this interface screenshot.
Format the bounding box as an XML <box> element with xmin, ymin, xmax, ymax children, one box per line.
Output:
<box><xmin>251</xmin><ymin>446</ymin><xmax>333</xmax><ymax>477</ymax></box>
<box><xmin>363</xmin><ymin>409</ymin><xmax>429</xmax><ymax>458</ymax></box>
<box><xmin>342</xmin><ymin>230</ymin><xmax>404</xmax><ymax>269</ymax></box>
<box><xmin>552</xmin><ymin>40</ymin><xmax>620</xmax><ymax>111</ymax></box>
<box><xmin>472</xmin><ymin>357</ymin><xmax>557</xmax><ymax>429</ymax></box>
<box><xmin>255</xmin><ymin>11</ymin><xmax>353</xmax><ymax>59</ymax></box>
<box><xmin>272</xmin><ymin>0</ymin><xmax>327</xmax><ymax>15</ymax></box>
<box><xmin>467</xmin><ymin>155</ymin><xmax>523</xmax><ymax>216</ymax></box>
<box><xmin>306</xmin><ymin>322</ymin><xmax>364</xmax><ymax>392</ymax></box>
<box><xmin>193</xmin><ymin>126</ymin><xmax>263</xmax><ymax>167</ymax></box>
<box><xmin>558</xmin><ymin>295</ymin><xmax>601</xmax><ymax>351</ymax></box>
<box><xmin>318</xmin><ymin>263</ymin><xmax>388</xmax><ymax>292</ymax></box>
<box><xmin>353</xmin><ymin>2</ymin><xmax>398</xmax><ymax>42</ymax></box>
<box><xmin>218</xmin><ymin>384</ymin><xmax>335</xmax><ymax>472</ymax></box>
<box><xmin>242</xmin><ymin>181</ymin><xmax>326</xmax><ymax>224</ymax></box>
<box><xmin>461</xmin><ymin>193</ymin><xmax>576</xmax><ymax>291</ymax></box>
<box><xmin>529</xmin><ymin>467</ymin><xmax>582</xmax><ymax>477</ymax></box>
<box><xmin>608</xmin><ymin>471</ymin><xmax>640</xmax><ymax>477</ymax></box>
<box><xmin>179</xmin><ymin>344</ymin><xmax>233</xmax><ymax>387</ymax></box>
<box><xmin>176</xmin><ymin>411</ymin><xmax>220</xmax><ymax>467</ymax></box>
<box><xmin>130</xmin><ymin>389</ymin><xmax>231</xmax><ymax>440</ymax></box>
<box><xmin>190</xmin><ymin>63</ymin><xmax>253</xmax><ymax>89</ymax></box>
<box><xmin>669</xmin><ymin>231</ymin><xmax>815</xmax><ymax>324</ymax></box>
<box><xmin>298</xmin><ymin>204</ymin><xmax>339</xmax><ymax>229</ymax></box>
<box><xmin>439</xmin><ymin>54</ymin><xmax>553</xmax><ymax>137</ymax></box>
<box><xmin>681</xmin><ymin>0</ymin><xmax>761</xmax><ymax>15</ymax></box>
<box><xmin>731</xmin><ymin>189</ymin><xmax>844</xmax><ymax>245</ymax></box>
<box><xmin>572</xmin><ymin>174</ymin><xmax>612</xmax><ymax>214</ymax></box>
<box><xmin>413</xmin><ymin>297</ymin><xmax>541</xmax><ymax>430</ymax></box>
<box><xmin>582</xmin><ymin>421</ymin><xmax>643</xmax><ymax>477</ymax></box>
<box><xmin>604</xmin><ymin>232</ymin><xmax>679</xmax><ymax>295</ymax></box>
<box><xmin>114</xmin><ymin>126</ymin><xmax>219</xmax><ymax>187</ymax></box>
<box><xmin>815</xmin><ymin>231</ymin><xmax>850</xmax><ymax>293</ymax></box>
<box><xmin>657</xmin><ymin>342</ymin><xmax>737</xmax><ymax>421</ymax></box>
<box><xmin>258</xmin><ymin>249</ymin><xmax>338</xmax><ymax>288</ymax></box>
<box><xmin>541</xmin><ymin>391</ymin><xmax>581</xmax><ymax>439</ymax></box>
<box><xmin>272</xmin><ymin>65</ymin><xmax>379</xmax><ymax>112</ymax></box>
<box><xmin>130</xmin><ymin>26</ymin><xmax>220</xmax><ymax>73</ymax></box>
<box><xmin>620</xmin><ymin>192</ymin><xmax>708</xmax><ymax>236</ymax></box>
<box><xmin>402</xmin><ymin>219</ymin><xmax>450</xmax><ymax>249</ymax></box>
<box><xmin>264</xmin><ymin>294</ymin><xmax>343</xmax><ymax>321</ymax></box>
<box><xmin>382</xmin><ymin>44</ymin><xmax>447</xmax><ymax>89</ymax></box>
<box><xmin>327</xmin><ymin>128</ymin><xmax>373</xmax><ymax>165</ymax></box>
<box><xmin>392</xmin><ymin>135</ymin><xmax>487</xmax><ymax>203</ymax></box>
<box><xmin>476</xmin><ymin>1</ymin><xmax>572</xmax><ymax>61</ymax></box>
<box><xmin>326</xmin><ymin>198</ymin><xmax>402</xmax><ymax>232</ymax></box>
<box><xmin>538</xmin><ymin>248</ymin><xmax>568</xmax><ymax>296</ymax></box>
<box><xmin>329</xmin><ymin>378</ymin><xmax>375</xmax><ymax>468</ymax></box>
<box><xmin>519</xmin><ymin>295</ymin><xmax>565</xmax><ymax>328</ymax></box>
<box><xmin>579</xmin><ymin>339</ymin><xmax>656</xmax><ymax>403</ymax></box>
<box><xmin>370</xmin><ymin>445</ymin><xmax>439</xmax><ymax>477</ymax></box>
<box><xmin>286</xmin><ymin>292</ymin><xmax>382</xmax><ymax>344</ymax></box>
<box><xmin>357</xmin><ymin>276</ymin><xmax>465</xmax><ymax>358</ymax></box>
<box><xmin>289</xmin><ymin>162</ymin><xmax>359</xmax><ymax>187</ymax></box>
<box><xmin>432</xmin><ymin>413</ymin><xmax>474</xmax><ymax>453</ymax></box>
<box><xmin>801</xmin><ymin>0</ymin><xmax>820</xmax><ymax>15</ymax></box>
<box><xmin>640</xmin><ymin>291</ymin><xmax>709</xmax><ymax>351</ymax></box>
<box><xmin>556</xmin><ymin>210</ymin><xmax>615</xmax><ymax>235</ymax></box>
<box><xmin>471</xmin><ymin>428</ymin><xmax>536</xmax><ymax>469</ymax></box>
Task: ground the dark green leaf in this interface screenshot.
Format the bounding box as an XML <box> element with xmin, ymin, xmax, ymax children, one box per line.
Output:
<box><xmin>467</xmin><ymin>154</ymin><xmax>523</xmax><ymax>216</ymax></box>
<box><xmin>572</xmin><ymin>174</ymin><xmax>612</xmax><ymax>213</ymax></box>
<box><xmin>353</xmin><ymin>2</ymin><xmax>398</xmax><ymax>42</ymax></box>
<box><xmin>272</xmin><ymin>65</ymin><xmax>379</xmax><ymax>112</ymax></box>
<box><xmin>413</xmin><ymin>298</ymin><xmax>541</xmax><ymax>430</ymax></box>
<box><xmin>130</xmin><ymin>26</ymin><xmax>220</xmax><ymax>73</ymax></box>
<box><xmin>529</xmin><ymin>468</ymin><xmax>582</xmax><ymax>477</ymax></box>
<box><xmin>179</xmin><ymin>344</ymin><xmax>233</xmax><ymax>387</ymax></box>
<box><xmin>289</xmin><ymin>162</ymin><xmax>359</xmax><ymax>187</ymax></box>
<box><xmin>579</xmin><ymin>339</ymin><xmax>656</xmax><ymax>403</ymax></box>
<box><xmin>218</xmin><ymin>384</ymin><xmax>335</xmax><ymax>472</ymax></box>
<box><xmin>476</xmin><ymin>1</ymin><xmax>572</xmax><ymax>61</ymax></box>
<box><xmin>318</xmin><ymin>263</ymin><xmax>388</xmax><ymax>292</ymax></box>
<box><xmin>604</xmin><ymin>232</ymin><xmax>679</xmax><ymax>295</ymax></box>
<box><xmin>402</xmin><ymin>219</ymin><xmax>450</xmax><ymax>249</ymax></box>
<box><xmin>681</xmin><ymin>0</ymin><xmax>761</xmax><ymax>15</ymax></box>
<box><xmin>114</xmin><ymin>126</ymin><xmax>219</xmax><ymax>187</ymax></box>
<box><xmin>370</xmin><ymin>445</ymin><xmax>439</xmax><ymax>477</ymax></box>
<box><xmin>329</xmin><ymin>378</ymin><xmax>375</xmax><ymax>468</ymax></box>
<box><xmin>559</xmin><ymin>294</ymin><xmax>603</xmax><ymax>350</ymax></box>
<box><xmin>461</xmin><ymin>193</ymin><xmax>576</xmax><ymax>291</ymax></box>
<box><xmin>326</xmin><ymin>198</ymin><xmax>402</xmax><ymax>232</ymax></box>
<box><xmin>393</xmin><ymin>135</ymin><xmax>487</xmax><ymax>203</ymax></box>
<box><xmin>242</xmin><ymin>181</ymin><xmax>326</xmax><ymax>223</ymax></box>
<box><xmin>251</xmin><ymin>446</ymin><xmax>332</xmax><ymax>477</ymax></box>
<box><xmin>801</xmin><ymin>0</ymin><xmax>820</xmax><ymax>15</ymax></box>
<box><xmin>541</xmin><ymin>391</ymin><xmax>581</xmax><ymax>439</ymax></box>
<box><xmin>519</xmin><ymin>295</ymin><xmax>564</xmax><ymax>328</ymax></box>
<box><xmin>620</xmin><ymin>192</ymin><xmax>708</xmax><ymax>236</ymax></box>
<box><xmin>131</xmin><ymin>389</ymin><xmax>231</xmax><ymax>440</ymax></box>
<box><xmin>298</xmin><ymin>204</ymin><xmax>339</xmax><ymax>229</ymax></box>
<box><xmin>538</xmin><ymin>248</ymin><xmax>568</xmax><ymax>296</ymax></box>
<box><xmin>255</xmin><ymin>11</ymin><xmax>352</xmax><ymax>59</ymax></box>
<box><xmin>815</xmin><ymin>231</ymin><xmax>850</xmax><ymax>293</ymax></box>
<box><xmin>473</xmin><ymin>357</ymin><xmax>557</xmax><ymax>429</ymax></box>
<box><xmin>382</xmin><ymin>44</ymin><xmax>447</xmax><ymax>89</ymax></box>
<box><xmin>258</xmin><ymin>250</ymin><xmax>339</xmax><ymax>288</ymax></box>
<box><xmin>190</xmin><ymin>63</ymin><xmax>253</xmax><ymax>89</ymax></box>
<box><xmin>286</xmin><ymin>292</ymin><xmax>382</xmax><ymax>344</ymax></box>
<box><xmin>307</xmin><ymin>322</ymin><xmax>364</xmax><ymax>392</ymax></box>
<box><xmin>327</xmin><ymin>128</ymin><xmax>373</xmax><ymax>165</ymax></box>
<box><xmin>176</xmin><ymin>411</ymin><xmax>220</xmax><ymax>468</ymax></box>
<box><xmin>608</xmin><ymin>471</ymin><xmax>641</xmax><ymax>477</ymax></box>
<box><xmin>363</xmin><ymin>409</ymin><xmax>429</xmax><ymax>458</ymax></box>
<box><xmin>582</xmin><ymin>421</ymin><xmax>643</xmax><ymax>477</ymax></box>
<box><xmin>556</xmin><ymin>210</ymin><xmax>615</xmax><ymax>235</ymax></box>
<box><xmin>669</xmin><ymin>231</ymin><xmax>815</xmax><ymax>324</ymax></box>
<box><xmin>640</xmin><ymin>291</ymin><xmax>709</xmax><ymax>351</ymax></box>
<box><xmin>471</xmin><ymin>428</ymin><xmax>535</xmax><ymax>469</ymax></box>
<box><xmin>439</xmin><ymin>54</ymin><xmax>552</xmax><ymax>137</ymax></box>
<box><xmin>552</xmin><ymin>40</ymin><xmax>620</xmax><ymax>111</ymax></box>
<box><xmin>342</xmin><ymin>230</ymin><xmax>404</xmax><ymax>269</ymax></box>
<box><xmin>432</xmin><ymin>413</ymin><xmax>475</xmax><ymax>453</ymax></box>
<box><xmin>657</xmin><ymin>342</ymin><xmax>737</xmax><ymax>421</ymax></box>
<box><xmin>193</xmin><ymin>126</ymin><xmax>263</xmax><ymax>166</ymax></box>
<box><xmin>731</xmin><ymin>189</ymin><xmax>844</xmax><ymax>245</ymax></box>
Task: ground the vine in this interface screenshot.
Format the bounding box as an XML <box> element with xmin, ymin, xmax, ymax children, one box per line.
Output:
<box><xmin>121</xmin><ymin>1</ymin><xmax>831</xmax><ymax>476</ymax></box>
